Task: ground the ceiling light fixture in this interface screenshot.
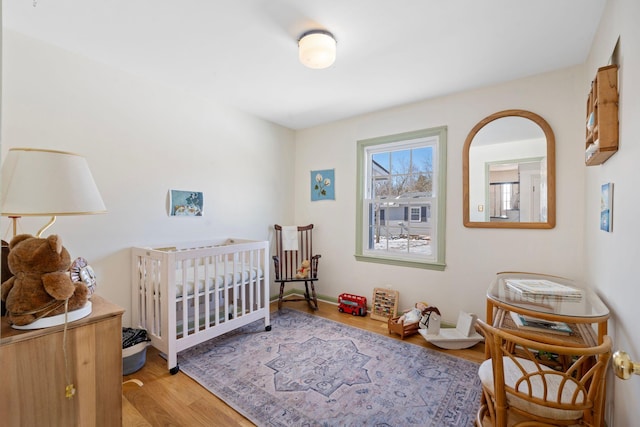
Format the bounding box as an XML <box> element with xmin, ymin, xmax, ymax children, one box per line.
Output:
<box><xmin>298</xmin><ymin>29</ymin><xmax>337</xmax><ymax>69</ymax></box>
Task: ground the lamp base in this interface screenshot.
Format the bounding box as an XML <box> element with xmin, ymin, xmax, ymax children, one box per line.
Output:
<box><xmin>11</xmin><ymin>301</ymin><xmax>93</xmax><ymax>330</ymax></box>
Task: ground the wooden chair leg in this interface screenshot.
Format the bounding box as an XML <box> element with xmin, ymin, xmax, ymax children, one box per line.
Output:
<box><xmin>303</xmin><ymin>282</ymin><xmax>311</xmax><ymax>303</ymax></box>
<box><xmin>309</xmin><ymin>281</ymin><xmax>318</xmax><ymax>310</ymax></box>
<box><xmin>278</xmin><ymin>283</ymin><xmax>285</xmax><ymax>310</ymax></box>
<box><xmin>477</xmin><ymin>387</ymin><xmax>496</xmax><ymax>427</ymax></box>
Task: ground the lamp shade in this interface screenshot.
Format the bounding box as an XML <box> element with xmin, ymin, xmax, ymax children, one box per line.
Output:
<box><xmin>298</xmin><ymin>30</ymin><xmax>336</xmax><ymax>69</ymax></box>
<box><xmin>1</xmin><ymin>148</ymin><xmax>106</xmax><ymax>218</ymax></box>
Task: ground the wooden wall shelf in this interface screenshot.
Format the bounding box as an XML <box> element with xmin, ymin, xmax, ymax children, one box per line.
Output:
<box><xmin>585</xmin><ymin>64</ymin><xmax>619</xmax><ymax>166</ymax></box>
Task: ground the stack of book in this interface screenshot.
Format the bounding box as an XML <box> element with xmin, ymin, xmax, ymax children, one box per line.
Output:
<box><xmin>509</xmin><ymin>311</ymin><xmax>572</xmax><ymax>336</ymax></box>
<box><xmin>505</xmin><ymin>279</ymin><xmax>583</xmax><ymax>303</ymax></box>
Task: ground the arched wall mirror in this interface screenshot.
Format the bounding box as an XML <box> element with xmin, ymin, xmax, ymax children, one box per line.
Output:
<box><xmin>463</xmin><ymin>109</ymin><xmax>556</xmax><ymax>229</ymax></box>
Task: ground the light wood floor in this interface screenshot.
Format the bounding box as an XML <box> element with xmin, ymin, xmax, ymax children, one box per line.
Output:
<box><xmin>122</xmin><ymin>298</ymin><xmax>486</xmax><ymax>426</ymax></box>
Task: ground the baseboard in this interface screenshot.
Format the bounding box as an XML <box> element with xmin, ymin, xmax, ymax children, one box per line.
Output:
<box><xmin>270</xmin><ymin>289</ymin><xmax>337</xmax><ymax>305</ymax></box>
<box><xmin>271</xmin><ymin>290</ymin><xmax>455</xmax><ymax>327</ymax></box>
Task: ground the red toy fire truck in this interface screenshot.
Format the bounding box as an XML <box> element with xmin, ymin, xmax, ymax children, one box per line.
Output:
<box><xmin>338</xmin><ymin>293</ymin><xmax>367</xmax><ymax>316</ymax></box>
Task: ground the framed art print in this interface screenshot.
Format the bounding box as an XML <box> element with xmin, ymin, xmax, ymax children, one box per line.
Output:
<box><xmin>600</xmin><ymin>183</ymin><xmax>613</xmax><ymax>232</ymax></box>
<box><xmin>169</xmin><ymin>189</ymin><xmax>203</xmax><ymax>216</ymax></box>
<box><xmin>311</xmin><ymin>169</ymin><xmax>335</xmax><ymax>201</ymax></box>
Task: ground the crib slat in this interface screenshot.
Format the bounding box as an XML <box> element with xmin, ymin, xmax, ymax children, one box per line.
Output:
<box><xmin>204</xmin><ymin>255</ymin><xmax>211</xmax><ymax>330</ymax></box>
<box><xmin>151</xmin><ymin>258</ymin><xmax>160</xmax><ymax>336</ymax></box>
<box><xmin>248</xmin><ymin>250</ymin><xmax>254</xmax><ymax>313</ymax></box>
<box><xmin>193</xmin><ymin>258</ymin><xmax>200</xmax><ymax>334</ymax></box>
<box><xmin>214</xmin><ymin>254</ymin><xmax>221</xmax><ymax>326</ymax></box>
<box><xmin>240</xmin><ymin>251</ymin><xmax>246</xmax><ymax>316</ymax></box>
<box><xmin>180</xmin><ymin>259</ymin><xmax>189</xmax><ymax>337</ymax></box>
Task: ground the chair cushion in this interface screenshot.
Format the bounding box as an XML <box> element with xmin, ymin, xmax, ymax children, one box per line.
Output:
<box><xmin>479</xmin><ymin>357</ymin><xmax>585</xmax><ymax>421</ymax></box>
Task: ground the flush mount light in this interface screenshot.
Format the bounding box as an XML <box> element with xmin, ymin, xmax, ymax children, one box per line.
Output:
<box><xmin>298</xmin><ymin>29</ymin><xmax>337</xmax><ymax>69</ymax></box>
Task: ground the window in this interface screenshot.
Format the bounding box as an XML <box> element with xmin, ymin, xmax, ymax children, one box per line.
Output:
<box><xmin>409</xmin><ymin>207</ymin><xmax>421</xmax><ymax>222</ymax></box>
<box><xmin>356</xmin><ymin>126</ymin><xmax>446</xmax><ymax>270</ymax></box>
<box><xmin>502</xmin><ymin>184</ymin><xmax>512</xmax><ymax>212</ymax></box>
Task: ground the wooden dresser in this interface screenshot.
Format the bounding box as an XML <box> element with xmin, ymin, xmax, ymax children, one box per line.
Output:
<box><xmin>0</xmin><ymin>295</ymin><xmax>124</xmax><ymax>427</ymax></box>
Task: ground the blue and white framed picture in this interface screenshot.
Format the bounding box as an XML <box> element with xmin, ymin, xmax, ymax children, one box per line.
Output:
<box><xmin>169</xmin><ymin>189</ymin><xmax>203</xmax><ymax>216</ymax></box>
<box><xmin>311</xmin><ymin>169</ymin><xmax>335</xmax><ymax>201</ymax></box>
<box><xmin>600</xmin><ymin>183</ymin><xmax>613</xmax><ymax>232</ymax></box>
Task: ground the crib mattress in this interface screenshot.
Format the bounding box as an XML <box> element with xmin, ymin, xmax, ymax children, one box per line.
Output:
<box><xmin>174</xmin><ymin>262</ymin><xmax>264</xmax><ymax>298</ymax></box>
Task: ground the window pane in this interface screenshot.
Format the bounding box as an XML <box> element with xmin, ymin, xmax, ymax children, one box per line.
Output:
<box><xmin>390</xmin><ymin>149</ymin><xmax>411</xmax><ymax>175</ymax></box>
<box><xmin>372</xmin><ymin>177</ymin><xmax>389</xmax><ymax>198</ymax></box>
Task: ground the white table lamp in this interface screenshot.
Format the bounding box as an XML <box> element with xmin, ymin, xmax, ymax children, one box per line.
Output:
<box><xmin>1</xmin><ymin>148</ymin><xmax>106</xmax><ymax>237</ymax></box>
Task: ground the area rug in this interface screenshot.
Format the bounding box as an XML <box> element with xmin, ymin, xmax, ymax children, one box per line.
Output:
<box><xmin>178</xmin><ymin>308</ymin><xmax>481</xmax><ymax>426</ymax></box>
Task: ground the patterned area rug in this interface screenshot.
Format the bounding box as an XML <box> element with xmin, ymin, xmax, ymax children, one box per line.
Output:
<box><xmin>178</xmin><ymin>309</ymin><xmax>481</xmax><ymax>426</ymax></box>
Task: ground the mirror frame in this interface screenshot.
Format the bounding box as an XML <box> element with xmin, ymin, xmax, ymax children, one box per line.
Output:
<box><xmin>463</xmin><ymin>109</ymin><xmax>556</xmax><ymax>229</ymax></box>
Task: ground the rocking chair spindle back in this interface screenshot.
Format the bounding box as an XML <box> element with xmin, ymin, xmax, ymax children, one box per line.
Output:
<box><xmin>272</xmin><ymin>224</ymin><xmax>321</xmax><ymax>310</ymax></box>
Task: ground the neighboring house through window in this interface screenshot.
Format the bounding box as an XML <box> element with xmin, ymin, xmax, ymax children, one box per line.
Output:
<box><xmin>356</xmin><ymin>126</ymin><xmax>447</xmax><ymax>270</ymax></box>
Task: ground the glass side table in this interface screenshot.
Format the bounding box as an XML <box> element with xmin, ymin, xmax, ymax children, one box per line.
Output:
<box><xmin>486</xmin><ymin>271</ymin><xmax>610</xmax><ymax>346</ymax></box>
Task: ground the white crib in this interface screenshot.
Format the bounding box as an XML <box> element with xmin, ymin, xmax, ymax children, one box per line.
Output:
<box><xmin>131</xmin><ymin>238</ymin><xmax>270</xmax><ymax>373</ymax></box>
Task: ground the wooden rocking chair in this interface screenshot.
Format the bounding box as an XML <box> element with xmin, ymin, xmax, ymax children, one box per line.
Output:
<box><xmin>272</xmin><ymin>224</ymin><xmax>321</xmax><ymax>310</ymax></box>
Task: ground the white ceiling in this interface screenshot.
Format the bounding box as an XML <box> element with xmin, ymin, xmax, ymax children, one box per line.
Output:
<box><xmin>3</xmin><ymin>0</ymin><xmax>606</xmax><ymax>130</ymax></box>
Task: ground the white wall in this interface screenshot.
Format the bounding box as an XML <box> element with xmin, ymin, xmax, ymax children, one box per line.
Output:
<box><xmin>584</xmin><ymin>0</ymin><xmax>640</xmax><ymax>424</ymax></box>
<box><xmin>294</xmin><ymin>65</ymin><xmax>586</xmax><ymax>325</ymax></box>
<box><xmin>5</xmin><ymin>2</ymin><xmax>639</xmax><ymax>422</ymax></box>
<box><xmin>1</xmin><ymin>30</ymin><xmax>296</xmax><ymax>325</ymax></box>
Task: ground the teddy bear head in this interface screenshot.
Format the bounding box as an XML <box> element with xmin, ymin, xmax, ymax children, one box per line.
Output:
<box><xmin>7</xmin><ymin>234</ymin><xmax>72</xmax><ymax>276</ymax></box>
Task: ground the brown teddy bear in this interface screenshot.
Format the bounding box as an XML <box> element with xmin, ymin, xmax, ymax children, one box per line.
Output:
<box><xmin>0</xmin><ymin>234</ymin><xmax>88</xmax><ymax>326</ymax></box>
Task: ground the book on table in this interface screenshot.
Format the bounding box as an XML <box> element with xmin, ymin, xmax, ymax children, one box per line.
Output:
<box><xmin>505</xmin><ymin>279</ymin><xmax>583</xmax><ymax>301</ymax></box>
<box><xmin>509</xmin><ymin>311</ymin><xmax>572</xmax><ymax>336</ymax></box>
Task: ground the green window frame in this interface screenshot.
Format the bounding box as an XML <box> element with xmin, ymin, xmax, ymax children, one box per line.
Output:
<box><xmin>355</xmin><ymin>126</ymin><xmax>447</xmax><ymax>270</ymax></box>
